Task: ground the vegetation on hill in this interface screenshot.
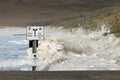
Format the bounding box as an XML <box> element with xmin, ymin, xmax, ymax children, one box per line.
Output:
<box><xmin>52</xmin><ymin>6</ymin><xmax>120</xmax><ymax>36</ymax></box>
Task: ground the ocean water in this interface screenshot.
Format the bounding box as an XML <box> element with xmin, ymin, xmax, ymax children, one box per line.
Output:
<box><xmin>0</xmin><ymin>26</ymin><xmax>120</xmax><ymax>71</ymax></box>
<box><xmin>0</xmin><ymin>27</ymin><xmax>31</xmax><ymax>70</ymax></box>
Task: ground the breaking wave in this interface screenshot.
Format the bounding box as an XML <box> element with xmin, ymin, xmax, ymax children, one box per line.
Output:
<box><xmin>27</xmin><ymin>25</ymin><xmax>120</xmax><ymax>70</ymax></box>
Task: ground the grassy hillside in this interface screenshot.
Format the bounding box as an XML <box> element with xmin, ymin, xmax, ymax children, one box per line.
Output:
<box><xmin>52</xmin><ymin>6</ymin><xmax>120</xmax><ymax>36</ymax></box>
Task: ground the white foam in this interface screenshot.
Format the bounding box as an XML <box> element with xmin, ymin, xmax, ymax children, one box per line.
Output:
<box><xmin>8</xmin><ymin>40</ymin><xmax>28</xmax><ymax>45</ymax></box>
<box><xmin>0</xmin><ymin>58</ymin><xmax>31</xmax><ymax>70</ymax></box>
<box><xmin>0</xmin><ymin>27</ymin><xmax>26</xmax><ymax>36</ymax></box>
<box><xmin>0</xmin><ymin>26</ymin><xmax>120</xmax><ymax>71</ymax></box>
<box><xmin>27</xmin><ymin>25</ymin><xmax>120</xmax><ymax>70</ymax></box>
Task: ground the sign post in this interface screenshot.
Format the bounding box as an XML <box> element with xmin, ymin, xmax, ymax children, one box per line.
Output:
<box><xmin>32</xmin><ymin>40</ymin><xmax>37</xmax><ymax>71</ymax></box>
<box><xmin>26</xmin><ymin>26</ymin><xmax>44</xmax><ymax>71</ymax></box>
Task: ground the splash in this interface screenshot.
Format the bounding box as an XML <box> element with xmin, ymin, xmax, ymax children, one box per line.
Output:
<box><xmin>27</xmin><ymin>25</ymin><xmax>120</xmax><ymax>70</ymax></box>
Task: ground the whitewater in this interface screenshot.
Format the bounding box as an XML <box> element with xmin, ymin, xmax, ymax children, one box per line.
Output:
<box><xmin>0</xmin><ymin>27</ymin><xmax>31</xmax><ymax>70</ymax></box>
<box><xmin>0</xmin><ymin>25</ymin><xmax>120</xmax><ymax>70</ymax></box>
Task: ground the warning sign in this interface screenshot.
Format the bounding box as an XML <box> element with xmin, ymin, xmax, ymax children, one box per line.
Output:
<box><xmin>32</xmin><ymin>54</ymin><xmax>39</xmax><ymax>66</ymax></box>
<box><xmin>26</xmin><ymin>26</ymin><xmax>44</xmax><ymax>40</ymax></box>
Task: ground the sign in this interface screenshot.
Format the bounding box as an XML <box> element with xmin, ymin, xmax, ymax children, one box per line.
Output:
<box><xmin>32</xmin><ymin>53</ymin><xmax>38</xmax><ymax>66</ymax></box>
<box><xmin>26</xmin><ymin>26</ymin><xmax>44</xmax><ymax>40</ymax></box>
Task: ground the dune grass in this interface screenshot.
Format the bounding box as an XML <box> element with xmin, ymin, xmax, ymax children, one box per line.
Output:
<box><xmin>52</xmin><ymin>6</ymin><xmax>120</xmax><ymax>36</ymax></box>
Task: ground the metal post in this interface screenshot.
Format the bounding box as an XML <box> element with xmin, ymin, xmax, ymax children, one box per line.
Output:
<box><xmin>32</xmin><ymin>40</ymin><xmax>37</xmax><ymax>71</ymax></box>
<box><xmin>27</xmin><ymin>26</ymin><xmax>44</xmax><ymax>71</ymax></box>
